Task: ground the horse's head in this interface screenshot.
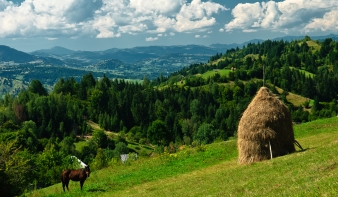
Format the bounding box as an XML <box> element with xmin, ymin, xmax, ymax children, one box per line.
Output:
<box><xmin>85</xmin><ymin>165</ymin><xmax>90</xmax><ymax>177</ymax></box>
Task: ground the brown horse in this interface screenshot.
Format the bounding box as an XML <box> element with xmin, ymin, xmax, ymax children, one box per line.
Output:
<box><xmin>61</xmin><ymin>165</ymin><xmax>90</xmax><ymax>192</ymax></box>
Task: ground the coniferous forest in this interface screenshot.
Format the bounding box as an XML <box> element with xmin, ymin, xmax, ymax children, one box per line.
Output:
<box><xmin>1</xmin><ymin>36</ymin><xmax>338</xmax><ymax>196</ymax></box>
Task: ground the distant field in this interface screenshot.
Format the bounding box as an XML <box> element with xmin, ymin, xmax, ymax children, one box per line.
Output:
<box><xmin>290</xmin><ymin>67</ymin><xmax>315</xmax><ymax>78</ymax></box>
<box><xmin>275</xmin><ymin>86</ymin><xmax>309</xmax><ymax>107</ymax></box>
<box><xmin>306</xmin><ymin>40</ymin><xmax>321</xmax><ymax>52</ymax></box>
<box><xmin>199</xmin><ymin>69</ymin><xmax>231</xmax><ymax>79</ymax></box>
<box><xmin>29</xmin><ymin>117</ymin><xmax>338</xmax><ymax>197</ymax></box>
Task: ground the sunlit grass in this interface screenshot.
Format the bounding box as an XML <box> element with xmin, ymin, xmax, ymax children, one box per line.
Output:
<box><xmin>199</xmin><ymin>69</ymin><xmax>231</xmax><ymax>79</ymax></box>
<box><xmin>275</xmin><ymin>86</ymin><xmax>309</xmax><ymax>107</ymax></box>
<box><xmin>289</xmin><ymin>67</ymin><xmax>315</xmax><ymax>78</ymax></box>
<box><xmin>307</xmin><ymin>40</ymin><xmax>321</xmax><ymax>52</ymax></box>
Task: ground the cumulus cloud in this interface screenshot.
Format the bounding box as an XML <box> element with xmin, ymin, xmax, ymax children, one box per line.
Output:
<box><xmin>0</xmin><ymin>0</ymin><xmax>227</xmax><ymax>39</ymax></box>
<box><xmin>305</xmin><ymin>9</ymin><xmax>338</xmax><ymax>32</ymax></box>
<box><xmin>225</xmin><ymin>0</ymin><xmax>338</xmax><ymax>34</ymax></box>
<box><xmin>0</xmin><ymin>0</ymin><xmax>102</xmax><ymax>38</ymax></box>
<box><xmin>175</xmin><ymin>0</ymin><xmax>228</xmax><ymax>32</ymax></box>
<box><xmin>0</xmin><ymin>0</ymin><xmax>13</xmax><ymax>10</ymax></box>
<box><xmin>195</xmin><ymin>35</ymin><xmax>200</xmax><ymax>38</ymax></box>
<box><xmin>129</xmin><ymin>0</ymin><xmax>184</xmax><ymax>15</ymax></box>
<box><xmin>146</xmin><ymin>37</ymin><xmax>158</xmax><ymax>41</ymax></box>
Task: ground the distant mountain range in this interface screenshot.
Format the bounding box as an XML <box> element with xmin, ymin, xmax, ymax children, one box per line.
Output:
<box><xmin>0</xmin><ymin>33</ymin><xmax>337</xmax><ymax>95</ymax></box>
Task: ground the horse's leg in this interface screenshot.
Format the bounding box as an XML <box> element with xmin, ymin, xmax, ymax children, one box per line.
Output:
<box><xmin>80</xmin><ymin>180</ymin><xmax>84</xmax><ymax>190</ymax></box>
<box><xmin>62</xmin><ymin>179</ymin><xmax>65</xmax><ymax>192</ymax></box>
<box><xmin>66</xmin><ymin>179</ymin><xmax>70</xmax><ymax>191</ymax></box>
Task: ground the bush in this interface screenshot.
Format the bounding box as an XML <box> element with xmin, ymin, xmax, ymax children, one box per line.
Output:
<box><xmin>114</xmin><ymin>142</ymin><xmax>129</xmax><ymax>156</ymax></box>
<box><xmin>183</xmin><ymin>136</ymin><xmax>191</xmax><ymax>145</ymax></box>
<box><xmin>93</xmin><ymin>148</ymin><xmax>108</xmax><ymax>170</ymax></box>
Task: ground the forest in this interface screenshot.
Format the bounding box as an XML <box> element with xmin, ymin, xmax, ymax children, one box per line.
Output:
<box><xmin>1</xmin><ymin>36</ymin><xmax>338</xmax><ymax>196</ymax></box>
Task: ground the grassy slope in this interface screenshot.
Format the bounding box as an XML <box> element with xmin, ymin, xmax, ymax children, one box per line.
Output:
<box><xmin>199</xmin><ymin>69</ymin><xmax>231</xmax><ymax>79</ymax></box>
<box><xmin>275</xmin><ymin>87</ymin><xmax>309</xmax><ymax>107</ymax></box>
<box><xmin>29</xmin><ymin>117</ymin><xmax>338</xmax><ymax>197</ymax></box>
<box><xmin>289</xmin><ymin>67</ymin><xmax>315</xmax><ymax>78</ymax></box>
<box><xmin>307</xmin><ymin>40</ymin><xmax>321</xmax><ymax>52</ymax></box>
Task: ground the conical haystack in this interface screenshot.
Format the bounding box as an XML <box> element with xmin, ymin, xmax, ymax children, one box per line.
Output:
<box><xmin>237</xmin><ymin>87</ymin><xmax>295</xmax><ymax>164</ymax></box>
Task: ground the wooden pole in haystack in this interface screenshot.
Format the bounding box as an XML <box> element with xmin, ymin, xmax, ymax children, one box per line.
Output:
<box><xmin>263</xmin><ymin>64</ymin><xmax>265</xmax><ymax>87</ymax></box>
<box><xmin>269</xmin><ymin>141</ymin><xmax>273</xmax><ymax>159</ymax></box>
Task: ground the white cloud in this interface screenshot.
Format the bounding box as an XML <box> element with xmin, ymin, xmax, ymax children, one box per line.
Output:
<box><xmin>243</xmin><ymin>29</ymin><xmax>257</xmax><ymax>33</ymax></box>
<box><xmin>225</xmin><ymin>0</ymin><xmax>338</xmax><ymax>34</ymax></box>
<box><xmin>170</xmin><ymin>32</ymin><xmax>175</xmax><ymax>36</ymax></box>
<box><xmin>119</xmin><ymin>24</ymin><xmax>148</xmax><ymax>34</ymax></box>
<box><xmin>0</xmin><ymin>0</ymin><xmax>102</xmax><ymax>38</ymax></box>
<box><xmin>153</xmin><ymin>15</ymin><xmax>176</xmax><ymax>33</ymax></box>
<box><xmin>158</xmin><ymin>34</ymin><xmax>163</xmax><ymax>37</ymax></box>
<box><xmin>0</xmin><ymin>0</ymin><xmax>228</xmax><ymax>39</ymax></box>
<box><xmin>174</xmin><ymin>0</ymin><xmax>228</xmax><ymax>32</ymax></box>
<box><xmin>203</xmin><ymin>35</ymin><xmax>208</xmax><ymax>38</ymax></box>
<box><xmin>146</xmin><ymin>37</ymin><xmax>158</xmax><ymax>41</ymax></box>
<box><xmin>219</xmin><ymin>28</ymin><xmax>224</xmax><ymax>32</ymax></box>
<box><xmin>305</xmin><ymin>10</ymin><xmax>338</xmax><ymax>32</ymax></box>
<box><xmin>0</xmin><ymin>0</ymin><xmax>13</xmax><ymax>10</ymax></box>
<box><xmin>129</xmin><ymin>0</ymin><xmax>185</xmax><ymax>15</ymax></box>
<box><xmin>46</xmin><ymin>37</ymin><xmax>58</xmax><ymax>40</ymax></box>
<box><xmin>195</xmin><ymin>35</ymin><xmax>200</xmax><ymax>38</ymax></box>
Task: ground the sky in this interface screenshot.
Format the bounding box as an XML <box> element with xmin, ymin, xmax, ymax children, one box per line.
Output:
<box><xmin>0</xmin><ymin>0</ymin><xmax>338</xmax><ymax>52</ymax></box>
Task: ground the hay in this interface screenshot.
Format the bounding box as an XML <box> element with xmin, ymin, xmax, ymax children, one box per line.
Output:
<box><xmin>237</xmin><ymin>87</ymin><xmax>295</xmax><ymax>164</ymax></box>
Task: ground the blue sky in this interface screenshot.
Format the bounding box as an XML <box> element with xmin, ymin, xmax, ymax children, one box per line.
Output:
<box><xmin>1</xmin><ymin>0</ymin><xmax>337</xmax><ymax>52</ymax></box>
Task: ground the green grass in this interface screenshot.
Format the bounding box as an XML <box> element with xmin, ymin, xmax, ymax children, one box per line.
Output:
<box><xmin>75</xmin><ymin>141</ymin><xmax>88</xmax><ymax>152</ymax></box>
<box><xmin>28</xmin><ymin>117</ymin><xmax>338</xmax><ymax>197</ymax></box>
<box><xmin>199</xmin><ymin>69</ymin><xmax>231</xmax><ymax>79</ymax></box>
<box><xmin>289</xmin><ymin>67</ymin><xmax>315</xmax><ymax>78</ymax></box>
<box><xmin>275</xmin><ymin>87</ymin><xmax>309</xmax><ymax>107</ymax></box>
<box><xmin>306</xmin><ymin>40</ymin><xmax>321</xmax><ymax>52</ymax></box>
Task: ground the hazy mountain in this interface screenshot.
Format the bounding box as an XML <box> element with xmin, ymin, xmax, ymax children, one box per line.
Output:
<box><xmin>209</xmin><ymin>39</ymin><xmax>266</xmax><ymax>52</ymax></box>
<box><xmin>32</xmin><ymin>46</ymin><xmax>75</xmax><ymax>56</ymax></box>
<box><xmin>0</xmin><ymin>45</ymin><xmax>37</xmax><ymax>63</ymax></box>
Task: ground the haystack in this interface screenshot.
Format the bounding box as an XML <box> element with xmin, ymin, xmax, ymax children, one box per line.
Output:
<box><xmin>237</xmin><ymin>87</ymin><xmax>295</xmax><ymax>164</ymax></box>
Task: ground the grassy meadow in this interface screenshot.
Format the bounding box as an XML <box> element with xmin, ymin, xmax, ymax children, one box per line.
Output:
<box><xmin>28</xmin><ymin>117</ymin><xmax>338</xmax><ymax>197</ymax></box>
<box><xmin>199</xmin><ymin>69</ymin><xmax>231</xmax><ymax>79</ymax></box>
<box><xmin>289</xmin><ymin>67</ymin><xmax>315</xmax><ymax>78</ymax></box>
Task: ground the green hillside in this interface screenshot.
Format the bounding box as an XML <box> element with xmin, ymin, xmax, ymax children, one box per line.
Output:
<box><xmin>28</xmin><ymin>117</ymin><xmax>338</xmax><ymax>196</ymax></box>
